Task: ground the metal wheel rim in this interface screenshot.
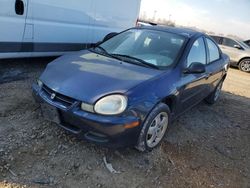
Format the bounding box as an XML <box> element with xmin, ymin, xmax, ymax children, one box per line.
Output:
<box><xmin>214</xmin><ymin>82</ymin><xmax>222</xmax><ymax>101</ymax></box>
<box><xmin>146</xmin><ymin>112</ymin><xmax>168</xmax><ymax>148</ymax></box>
<box><xmin>240</xmin><ymin>60</ymin><xmax>250</xmax><ymax>72</ymax></box>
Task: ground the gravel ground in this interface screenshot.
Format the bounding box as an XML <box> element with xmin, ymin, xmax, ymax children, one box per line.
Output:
<box><xmin>0</xmin><ymin>58</ymin><xmax>249</xmax><ymax>188</ymax></box>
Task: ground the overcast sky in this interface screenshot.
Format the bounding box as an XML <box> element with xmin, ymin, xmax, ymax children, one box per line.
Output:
<box><xmin>140</xmin><ymin>0</ymin><xmax>250</xmax><ymax>40</ymax></box>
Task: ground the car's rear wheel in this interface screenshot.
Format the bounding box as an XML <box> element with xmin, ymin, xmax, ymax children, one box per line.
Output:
<box><xmin>239</xmin><ymin>58</ymin><xmax>250</xmax><ymax>72</ymax></box>
<box><xmin>135</xmin><ymin>103</ymin><xmax>170</xmax><ymax>152</ymax></box>
<box><xmin>205</xmin><ymin>80</ymin><xmax>223</xmax><ymax>104</ymax></box>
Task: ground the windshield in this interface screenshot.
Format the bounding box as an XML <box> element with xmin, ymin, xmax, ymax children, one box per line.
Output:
<box><xmin>238</xmin><ymin>40</ymin><xmax>250</xmax><ymax>49</ymax></box>
<box><xmin>98</xmin><ymin>29</ymin><xmax>186</xmax><ymax>69</ymax></box>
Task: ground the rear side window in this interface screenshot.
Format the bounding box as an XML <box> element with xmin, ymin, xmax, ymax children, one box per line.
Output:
<box><xmin>206</xmin><ymin>38</ymin><xmax>220</xmax><ymax>63</ymax></box>
<box><xmin>210</xmin><ymin>36</ymin><xmax>222</xmax><ymax>44</ymax></box>
<box><xmin>187</xmin><ymin>37</ymin><xmax>206</xmax><ymax>67</ymax></box>
<box><xmin>222</xmin><ymin>38</ymin><xmax>238</xmax><ymax>48</ymax></box>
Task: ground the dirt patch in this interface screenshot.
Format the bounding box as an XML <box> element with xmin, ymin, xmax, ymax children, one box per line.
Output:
<box><xmin>0</xmin><ymin>60</ymin><xmax>249</xmax><ymax>188</ymax></box>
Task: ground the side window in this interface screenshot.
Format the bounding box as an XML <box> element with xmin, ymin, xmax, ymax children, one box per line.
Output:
<box><xmin>222</xmin><ymin>38</ymin><xmax>238</xmax><ymax>48</ymax></box>
<box><xmin>206</xmin><ymin>38</ymin><xmax>220</xmax><ymax>63</ymax></box>
<box><xmin>187</xmin><ymin>37</ymin><xmax>206</xmax><ymax>67</ymax></box>
<box><xmin>245</xmin><ymin>40</ymin><xmax>250</xmax><ymax>46</ymax></box>
<box><xmin>210</xmin><ymin>36</ymin><xmax>222</xmax><ymax>44</ymax></box>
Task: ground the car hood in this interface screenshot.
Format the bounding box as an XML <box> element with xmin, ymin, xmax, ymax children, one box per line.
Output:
<box><xmin>40</xmin><ymin>51</ymin><xmax>162</xmax><ymax>103</ymax></box>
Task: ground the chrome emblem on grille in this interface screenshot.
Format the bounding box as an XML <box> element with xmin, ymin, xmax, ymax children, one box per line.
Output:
<box><xmin>50</xmin><ymin>93</ymin><xmax>56</xmax><ymax>100</ymax></box>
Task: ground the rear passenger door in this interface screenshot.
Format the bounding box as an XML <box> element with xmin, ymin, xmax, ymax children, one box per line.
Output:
<box><xmin>204</xmin><ymin>37</ymin><xmax>224</xmax><ymax>93</ymax></box>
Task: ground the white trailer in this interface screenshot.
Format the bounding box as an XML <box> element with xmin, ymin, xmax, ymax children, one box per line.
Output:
<box><xmin>0</xmin><ymin>0</ymin><xmax>141</xmax><ymax>58</ymax></box>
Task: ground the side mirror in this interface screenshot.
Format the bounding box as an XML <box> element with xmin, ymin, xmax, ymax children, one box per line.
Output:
<box><xmin>234</xmin><ymin>44</ymin><xmax>242</xmax><ymax>50</ymax></box>
<box><xmin>183</xmin><ymin>62</ymin><xmax>206</xmax><ymax>74</ymax></box>
<box><xmin>103</xmin><ymin>32</ymin><xmax>118</xmax><ymax>42</ymax></box>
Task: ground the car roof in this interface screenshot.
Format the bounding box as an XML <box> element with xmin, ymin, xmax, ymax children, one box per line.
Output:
<box><xmin>137</xmin><ymin>25</ymin><xmax>202</xmax><ymax>38</ymax></box>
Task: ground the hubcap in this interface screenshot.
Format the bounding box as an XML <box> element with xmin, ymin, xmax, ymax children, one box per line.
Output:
<box><xmin>146</xmin><ymin>112</ymin><xmax>168</xmax><ymax>148</ymax></box>
<box><xmin>240</xmin><ymin>60</ymin><xmax>250</xmax><ymax>72</ymax></box>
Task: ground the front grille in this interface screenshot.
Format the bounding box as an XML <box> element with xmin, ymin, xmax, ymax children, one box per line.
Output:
<box><xmin>42</xmin><ymin>84</ymin><xmax>76</xmax><ymax>107</ymax></box>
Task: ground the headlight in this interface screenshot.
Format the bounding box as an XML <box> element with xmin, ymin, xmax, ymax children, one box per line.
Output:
<box><xmin>37</xmin><ymin>79</ymin><xmax>43</xmax><ymax>88</ymax></box>
<box><xmin>94</xmin><ymin>95</ymin><xmax>127</xmax><ymax>115</ymax></box>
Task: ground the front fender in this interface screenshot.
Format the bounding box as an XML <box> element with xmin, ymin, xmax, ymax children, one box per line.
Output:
<box><xmin>125</xmin><ymin>74</ymin><xmax>177</xmax><ymax>125</ymax></box>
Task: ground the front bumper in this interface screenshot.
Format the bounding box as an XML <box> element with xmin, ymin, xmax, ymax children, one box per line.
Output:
<box><xmin>32</xmin><ymin>84</ymin><xmax>141</xmax><ymax>148</ymax></box>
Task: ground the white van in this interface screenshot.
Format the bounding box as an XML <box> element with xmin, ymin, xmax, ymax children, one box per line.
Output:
<box><xmin>0</xmin><ymin>0</ymin><xmax>141</xmax><ymax>59</ymax></box>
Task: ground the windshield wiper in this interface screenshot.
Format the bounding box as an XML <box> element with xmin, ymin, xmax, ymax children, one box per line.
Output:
<box><xmin>92</xmin><ymin>47</ymin><xmax>124</xmax><ymax>60</ymax></box>
<box><xmin>110</xmin><ymin>54</ymin><xmax>159</xmax><ymax>69</ymax></box>
<box><xmin>94</xmin><ymin>46</ymin><xmax>109</xmax><ymax>54</ymax></box>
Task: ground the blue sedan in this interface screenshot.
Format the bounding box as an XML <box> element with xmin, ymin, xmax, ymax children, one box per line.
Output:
<box><xmin>33</xmin><ymin>26</ymin><xmax>229</xmax><ymax>151</ymax></box>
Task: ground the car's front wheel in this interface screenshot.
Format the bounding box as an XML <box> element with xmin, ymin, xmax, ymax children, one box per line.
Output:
<box><xmin>239</xmin><ymin>58</ymin><xmax>250</xmax><ymax>72</ymax></box>
<box><xmin>135</xmin><ymin>103</ymin><xmax>170</xmax><ymax>152</ymax></box>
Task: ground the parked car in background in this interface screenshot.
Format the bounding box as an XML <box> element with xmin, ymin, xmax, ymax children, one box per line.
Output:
<box><xmin>210</xmin><ymin>35</ymin><xmax>250</xmax><ymax>72</ymax></box>
<box><xmin>33</xmin><ymin>26</ymin><xmax>229</xmax><ymax>151</ymax></box>
<box><xmin>244</xmin><ymin>40</ymin><xmax>250</xmax><ymax>47</ymax></box>
<box><xmin>0</xmin><ymin>0</ymin><xmax>141</xmax><ymax>59</ymax></box>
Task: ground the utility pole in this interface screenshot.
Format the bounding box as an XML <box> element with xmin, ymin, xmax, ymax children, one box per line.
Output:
<box><xmin>169</xmin><ymin>14</ymin><xmax>172</xmax><ymax>21</ymax></box>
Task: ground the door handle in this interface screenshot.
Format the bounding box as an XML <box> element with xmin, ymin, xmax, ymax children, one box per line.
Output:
<box><xmin>15</xmin><ymin>0</ymin><xmax>24</xmax><ymax>15</ymax></box>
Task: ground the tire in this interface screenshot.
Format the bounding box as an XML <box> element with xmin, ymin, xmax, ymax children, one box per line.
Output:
<box><xmin>205</xmin><ymin>80</ymin><xmax>223</xmax><ymax>104</ymax></box>
<box><xmin>135</xmin><ymin>103</ymin><xmax>170</xmax><ymax>152</ymax></box>
<box><xmin>238</xmin><ymin>58</ymin><xmax>250</xmax><ymax>72</ymax></box>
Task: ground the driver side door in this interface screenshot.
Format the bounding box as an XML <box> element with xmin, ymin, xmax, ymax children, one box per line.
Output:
<box><xmin>177</xmin><ymin>37</ymin><xmax>209</xmax><ymax>114</ymax></box>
